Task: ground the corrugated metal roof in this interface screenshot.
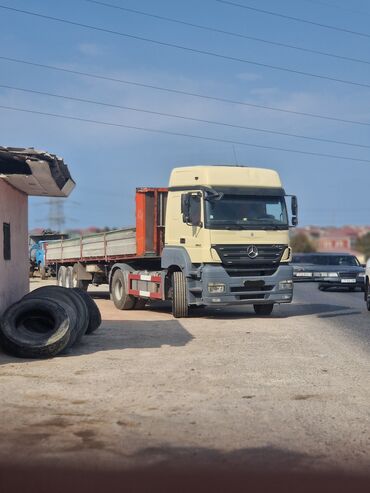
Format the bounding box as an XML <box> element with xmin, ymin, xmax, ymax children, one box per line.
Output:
<box><xmin>0</xmin><ymin>146</ymin><xmax>75</xmax><ymax>197</ymax></box>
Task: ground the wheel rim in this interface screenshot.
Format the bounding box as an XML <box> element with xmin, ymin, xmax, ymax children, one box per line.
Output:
<box><xmin>115</xmin><ymin>279</ymin><xmax>123</xmax><ymax>300</ymax></box>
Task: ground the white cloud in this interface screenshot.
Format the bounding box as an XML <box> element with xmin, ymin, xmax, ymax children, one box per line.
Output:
<box><xmin>78</xmin><ymin>43</ymin><xmax>104</xmax><ymax>57</ymax></box>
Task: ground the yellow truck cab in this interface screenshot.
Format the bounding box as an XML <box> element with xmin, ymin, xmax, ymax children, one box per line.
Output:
<box><xmin>162</xmin><ymin>165</ymin><xmax>297</xmax><ymax>316</ymax></box>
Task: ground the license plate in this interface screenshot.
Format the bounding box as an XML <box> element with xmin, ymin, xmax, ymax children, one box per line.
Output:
<box><xmin>341</xmin><ymin>279</ymin><xmax>356</xmax><ymax>283</ymax></box>
<box><xmin>295</xmin><ymin>272</ymin><xmax>312</xmax><ymax>277</ymax></box>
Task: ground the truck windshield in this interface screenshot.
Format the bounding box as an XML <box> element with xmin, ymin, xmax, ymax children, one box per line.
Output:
<box><xmin>205</xmin><ymin>193</ymin><xmax>288</xmax><ymax>230</ymax></box>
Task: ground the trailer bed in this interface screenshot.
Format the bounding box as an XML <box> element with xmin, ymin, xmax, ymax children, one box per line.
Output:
<box><xmin>46</xmin><ymin>228</ymin><xmax>137</xmax><ymax>262</ymax></box>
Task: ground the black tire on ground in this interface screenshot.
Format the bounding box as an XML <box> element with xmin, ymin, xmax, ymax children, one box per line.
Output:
<box><xmin>65</xmin><ymin>266</ymin><xmax>73</xmax><ymax>289</ymax></box>
<box><xmin>72</xmin><ymin>264</ymin><xmax>89</xmax><ymax>291</ymax></box>
<box><xmin>318</xmin><ymin>285</ymin><xmax>327</xmax><ymax>291</ymax></box>
<box><xmin>253</xmin><ymin>303</ymin><xmax>274</xmax><ymax>316</ymax></box>
<box><xmin>24</xmin><ymin>286</ymin><xmax>89</xmax><ymax>346</ymax></box>
<box><xmin>172</xmin><ymin>271</ymin><xmax>189</xmax><ymax>318</ymax></box>
<box><xmin>0</xmin><ymin>298</ymin><xmax>71</xmax><ymax>358</ymax></box>
<box><xmin>57</xmin><ymin>266</ymin><xmax>67</xmax><ymax>287</ymax></box>
<box><xmin>72</xmin><ymin>288</ymin><xmax>102</xmax><ymax>334</ymax></box>
<box><xmin>111</xmin><ymin>269</ymin><xmax>136</xmax><ymax>310</ymax></box>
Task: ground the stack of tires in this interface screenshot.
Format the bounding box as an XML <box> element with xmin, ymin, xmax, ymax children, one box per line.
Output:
<box><xmin>0</xmin><ymin>286</ymin><xmax>102</xmax><ymax>359</ymax></box>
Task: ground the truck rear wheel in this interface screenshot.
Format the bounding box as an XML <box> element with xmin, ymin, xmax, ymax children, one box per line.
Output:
<box><xmin>72</xmin><ymin>265</ymin><xmax>89</xmax><ymax>291</ymax></box>
<box><xmin>253</xmin><ymin>303</ymin><xmax>274</xmax><ymax>316</ymax></box>
<box><xmin>172</xmin><ymin>271</ymin><xmax>189</xmax><ymax>318</ymax></box>
<box><xmin>57</xmin><ymin>266</ymin><xmax>67</xmax><ymax>287</ymax></box>
<box><xmin>65</xmin><ymin>266</ymin><xmax>73</xmax><ymax>288</ymax></box>
<box><xmin>111</xmin><ymin>269</ymin><xmax>136</xmax><ymax>310</ymax></box>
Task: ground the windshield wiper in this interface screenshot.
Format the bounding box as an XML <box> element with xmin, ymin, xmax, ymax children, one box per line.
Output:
<box><xmin>263</xmin><ymin>225</ymin><xmax>288</xmax><ymax>230</ymax></box>
<box><xmin>223</xmin><ymin>225</ymin><xmax>245</xmax><ymax>230</ymax></box>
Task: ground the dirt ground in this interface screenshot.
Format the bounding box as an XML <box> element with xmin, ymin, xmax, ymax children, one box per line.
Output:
<box><xmin>0</xmin><ymin>279</ymin><xmax>369</xmax><ymax>475</ymax></box>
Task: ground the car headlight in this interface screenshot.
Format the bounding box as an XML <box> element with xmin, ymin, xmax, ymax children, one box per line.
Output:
<box><xmin>208</xmin><ymin>283</ymin><xmax>226</xmax><ymax>293</ymax></box>
<box><xmin>327</xmin><ymin>272</ymin><xmax>338</xmax><ymax>278</ymax></box>
<box><xmin>279</xmin><ymin>280</ymin><xmax>293</xmax><ymax>290</ymax></box>
<box><xmin>358</xmin><ymin>273</ymin><xmax>365</xmax><ymax>278</ymax></box>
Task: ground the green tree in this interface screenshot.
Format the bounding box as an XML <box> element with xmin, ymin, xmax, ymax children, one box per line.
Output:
<box><xmin>355</xmin><ymin>232</ymin><xmax>370</xmax><ymax>259</ymax></box>
<box><xmin>290</xmin><ymin>233</ymin><xmax>316</xmax><ymax>253</ymax></box>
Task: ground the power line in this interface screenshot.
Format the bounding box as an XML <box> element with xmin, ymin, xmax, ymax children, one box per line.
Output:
<box><xmin>1</xmin><ymin>82</ymin><xmax>369</xmax><ymax>150</ymax></box>
<box><xmin>1</xmin><ymin>5</ymin><xmax>370</xmax><ymax>90</ymax></box>
<box><xmin>0</xmin><ymin>103</ymin><xmax>369</xmax><ymax>164</ymax></box>
<box><xmin>83</xmin><ymin>0</ymin><xmax>370</xmax><ymax>67</ymax></box>
<box><xmin>1</xmin><ymin>55</ymin><xmax>370</xmax><ymax>129</ymax></box>
<box><xmin>215</xmin><ymin>0</ymin><xmax>370</xmax><ymax>39</ymax></box>
<box><xmin>299</xmin><ymin>0</ymin><xmax>370</xmax><ymax>18</ymax></box>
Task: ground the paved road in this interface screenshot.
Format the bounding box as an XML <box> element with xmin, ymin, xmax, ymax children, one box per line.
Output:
<box><xmin>0</xmin><ymin>282</ymin><xmax>369</xmax><ymax>474</ymax></box>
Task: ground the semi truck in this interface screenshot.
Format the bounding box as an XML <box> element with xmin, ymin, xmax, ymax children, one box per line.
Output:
<box><xmin>43</xmin><ymin>165</ymin><xmax>298</xmax><ymax>318</ymax></box>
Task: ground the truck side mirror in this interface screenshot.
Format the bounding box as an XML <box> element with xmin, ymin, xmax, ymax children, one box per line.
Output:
<box><xmin>291</xmin><ymin>195</ymin><xmax>298</xmax><ymax>227</ymax></box>
<box><xmin>181</xmin><ymin>194</ymin><xmax>191</xmax><ymax>223</ymax></box>
<box><xmin>181</xmin><ymin>193</ymin><xmax>202</xmax><ymax>226</ymax></box>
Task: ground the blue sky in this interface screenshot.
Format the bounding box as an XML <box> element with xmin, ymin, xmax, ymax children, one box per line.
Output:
<box><xmin>1</xmin><ymin>0</ymin><xmax>370</xmax><ymax>229</ymax></box>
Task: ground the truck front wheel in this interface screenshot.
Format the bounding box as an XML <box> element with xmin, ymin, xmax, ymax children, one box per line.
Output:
<box><xmin>254</xmin><ymin>303</ymin><xmax>274</xmax><ymax>316</ymax></box>
<box><xmin>111</xmin><ymin>269</ymin><xmax>136</xmax><ymax>310</ymax></box>
<box><xmin>172</xmin><ymin>271</ymin><xmax>189</xmax><ymax>318</ymax></box>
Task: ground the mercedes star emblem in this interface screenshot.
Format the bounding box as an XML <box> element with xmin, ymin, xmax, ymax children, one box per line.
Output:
<box><xmin>247</xmin><ymin>245</ymin><xmax>259</xmax><ymax>259</ymax></box>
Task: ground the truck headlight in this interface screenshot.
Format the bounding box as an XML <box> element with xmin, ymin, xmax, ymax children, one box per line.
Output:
<box><xmin>279</xmin><ymin>280</ymin><xmax>293</xmax><ymax>290</ymax></box>
<box><xmin>208</xmin><ymin>283</ymin><xmax>226</xmax><ymax>293</ymax></box>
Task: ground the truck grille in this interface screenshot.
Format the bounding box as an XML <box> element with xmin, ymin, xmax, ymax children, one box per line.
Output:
<box><xmin>212</xmin><ymin>244</ymin><xmax>286</xmax><ymax>277</ymax></box>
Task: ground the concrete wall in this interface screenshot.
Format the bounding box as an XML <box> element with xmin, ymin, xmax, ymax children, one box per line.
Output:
<box><xmin>0</xmin><ymin>180</ymin><xmax>29</xmax><ymax>316</ymax></box>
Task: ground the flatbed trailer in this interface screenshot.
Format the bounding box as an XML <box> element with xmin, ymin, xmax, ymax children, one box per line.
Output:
<box><xmin>44</xmin><ymin>166</ymin><xmax>298</xmax><ymax>318</ymax></box>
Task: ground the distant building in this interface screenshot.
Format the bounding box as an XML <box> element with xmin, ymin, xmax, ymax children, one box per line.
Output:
<box><xmin>293</xmin><ymin>225</ymin><xmax>370</xmax><ymax>263</ymax></box>
<box><xmin>0</xmin><ymin>147</ymin><xmax>75</xmax><ymax>315</ymax></box>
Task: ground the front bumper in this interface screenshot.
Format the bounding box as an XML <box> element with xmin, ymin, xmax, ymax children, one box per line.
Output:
<box><xmin>195</xmin><ymin>264</ymin><xmax>293</xmax><ymax>306</ymax></box>
<box><xmin>318</xmin><ymin>277</ymin><xmax>365</xmax><ymax>289</ymax></box>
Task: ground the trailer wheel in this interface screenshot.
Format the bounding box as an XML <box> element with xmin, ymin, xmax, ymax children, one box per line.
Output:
<box><xmin>111</xmin><ymin>269</ymin><xmax>136</xmax><ymax>310</ymax></box>
<box><xmin>57</xmin><ymin>266</ymin><xmax>67</xmax><ymax>287</ymax></box>
<box><xmin>72</xmin><ymin>264</ymin><xmax>89</xmax><ymax>291</ymax></box>
<box><xmin>0</xmin><ymin>299</ymin><xmax>71</xmax><ymax>359</ymax></box>
<box><xmin>172</xmin><ymin>271</ymin><xmax>189</xmax><ymax>318</ymax></box>
<box><xmin>65</xmin><ymin>266</ymin><xmax>73</xmax><ymax>288</ymax></box>
<box><xmin>253</xmin><ymin>303</ymin><xmax>274</xmax><ymax>316</ymax></box>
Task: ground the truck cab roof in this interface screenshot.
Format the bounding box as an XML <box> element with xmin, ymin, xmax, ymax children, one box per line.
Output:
<box><xmin>168</xmin><ymin>165</ymin><xmax>283</xmax><ymax>189</ymax></box>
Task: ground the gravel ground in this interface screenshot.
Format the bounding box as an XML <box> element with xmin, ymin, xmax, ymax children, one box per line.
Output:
<box><xmin>0</xmin><ymin>280</ymin><xmax>369</xmax><ymax>474</ymax></box>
